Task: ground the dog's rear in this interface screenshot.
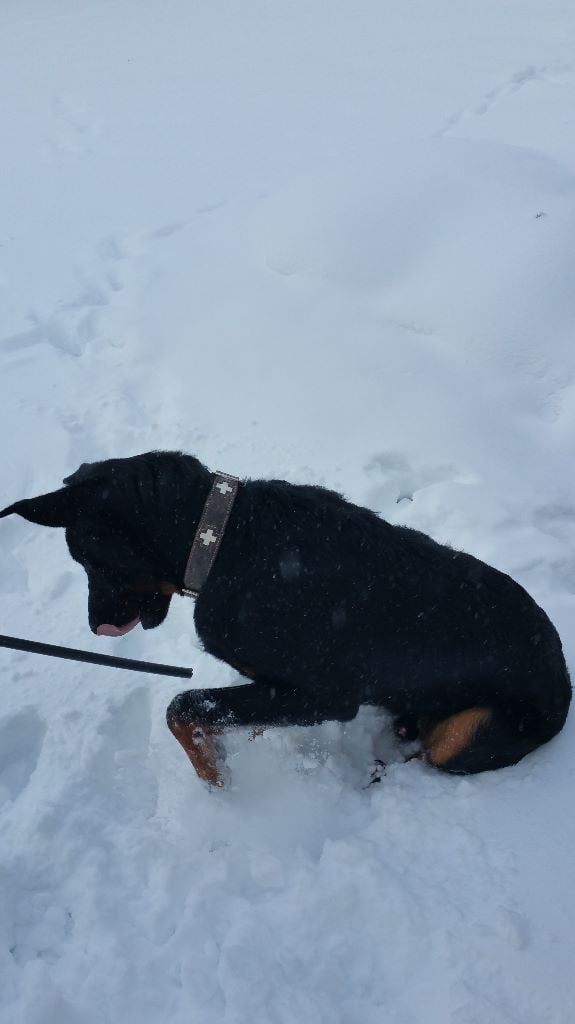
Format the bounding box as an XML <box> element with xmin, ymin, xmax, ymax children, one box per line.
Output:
<box><xmin>420</xmin><ymin>698</ymin><xmax>569</xmax><ymax>774</ymax></box>
<box><xmin>415</xmin><ymin>611</ymin><xmax>571</xmax><ymax>773</ymax></box>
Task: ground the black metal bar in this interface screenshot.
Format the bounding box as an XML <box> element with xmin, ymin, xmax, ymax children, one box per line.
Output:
<box><xmin>0</xmin><ymin>634</ymin><xmax>193</xmax><ymax>679</ymax></box>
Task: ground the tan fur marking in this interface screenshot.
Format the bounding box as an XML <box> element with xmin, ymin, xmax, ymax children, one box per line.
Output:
<box><xmin>422</xmin><ymin>707</ymin><xmax>491</xmax><ymax>767</ymax></box>
<box><xmin>167</xmin><ymin>719</ymin><xmax>225</xmax><ymax>787</ymax></box>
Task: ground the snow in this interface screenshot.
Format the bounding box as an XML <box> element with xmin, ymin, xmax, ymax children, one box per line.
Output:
<box><xmin>1</xmin><ymin>1</ymin><xmax>575</xmax><ymax>1021</ymax></box>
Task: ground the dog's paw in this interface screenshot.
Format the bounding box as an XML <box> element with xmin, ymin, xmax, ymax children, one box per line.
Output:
<box><xmin>207</xmin><ymin>734</ymin><xmax>231</xmax><ymax>789</ymax></box>
<box><xmin>208</xmin><ymin>760</ymin><xmax>232</xmax><ymax>791</ymax></box>
<box><xmin>168</xmin><ymin>718</ymin><xmax>230</xmax><ymax>789</ymax></box>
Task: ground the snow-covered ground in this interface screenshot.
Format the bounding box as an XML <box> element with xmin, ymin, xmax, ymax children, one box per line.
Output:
<box><xmin>2</xmin><ymin>1</ymin><xmax>575</xmax><ymax>1021</ymax></box>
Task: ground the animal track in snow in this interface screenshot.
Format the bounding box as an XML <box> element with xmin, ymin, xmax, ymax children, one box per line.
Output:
<box><xmin>27</xmin><ymin>270</ymin><xmax>122</xmax><ymax>357</ymax></box>
<box><xmin>89</xmin><ymin>688</ymin><xmax>158</xmax><ymax>819</ymax></box>
<box><xmin>1</xmin><ymin>218</ymin><xmax>202</xmax><ymax>362</ymax></box>
<box><xmin>434</xmin><ymin>61</ymin><xmax>573</xmax><ymax>138</ymax></box>
<box><xmin>0</xmin><ymin>327</ymin><xmax>46</xmax><ymax>355</ymax></box>
<box><xmin>533</xmin><ymin>503</ymin><xmax>575</xmax><ymax>544</ymax></box>
<box><xmin>5</xmin><ymin>230</ymin><xmax>136</xmax><ymax>359</ymax></box>
<box><xmin>532</xmin><ymin>504</ymin><xmax>575</xmax><ymax>591</ymax></box>
<box><xmin>148</xmin><ymin>220</ymin><xmax>186</xmax><ymax>240</ymax></box>
<box><xmin>46</xmin><ymin>571</ymin><xmax>76</xmax><ymax>603</ymax></box>
<box><xmin>43</xmin><ymin>93</ymin><xmax>100</xmax><ymax>158</ymax></box>
<box><xmin>5</xmin><ymin>867</ymin><xmax>75</xmax><ymax>966</ymax></box>
<box><xmin>13</xmin><ymin>223</ymin><xmax>187</xmax><ymax>360</ymax></box>
<box><xmin>0</xmin><ymin>710</ymin><xmax>46</xmax><ymax>804</ymax></box>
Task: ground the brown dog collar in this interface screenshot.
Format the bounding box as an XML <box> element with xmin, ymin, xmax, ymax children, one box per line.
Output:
<box><xmin>182</xmin><ymin>472</ymin><xmax>240</xmax><ymax>597</ymax></box>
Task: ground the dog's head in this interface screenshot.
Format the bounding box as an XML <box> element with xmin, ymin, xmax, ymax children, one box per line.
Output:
<box><xmin>0</xmin><ymin>453</ymin><xmax>197</xmax><ymax>635</ymax></box>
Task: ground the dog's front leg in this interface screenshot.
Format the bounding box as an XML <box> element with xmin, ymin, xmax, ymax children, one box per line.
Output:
<box><xmin>166</xmin><ymin>682</ymin><xmax>282</xmax><ymax>787</ymax></box>
<box><xmin>166</xmin><ymin>680</ymin><xmax>361</xmax><ymax>787</ymax></box>
<box><xmin>166</xmin><ymin>713</ymin><xmax>227</xmax><ymax>787</ymax></box>
<box><xmin>166</xmin><ymin>686</ymin><xmax>257</xmax><ymax>788</ymax></box>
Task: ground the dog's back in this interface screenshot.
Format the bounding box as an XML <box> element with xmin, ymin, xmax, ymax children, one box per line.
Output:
<box><xmin>202</xmin><ymin>478</ymin><xmax>571</xmax><ymax>773</ymax></box>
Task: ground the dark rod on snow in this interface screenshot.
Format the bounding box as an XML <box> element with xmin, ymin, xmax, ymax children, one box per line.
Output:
<box><xmin>0</xmin><ymin>634</ymin><xmax>193</xmax><ymax>679</ymax></box>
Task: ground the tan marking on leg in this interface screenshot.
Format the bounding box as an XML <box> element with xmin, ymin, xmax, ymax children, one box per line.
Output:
<box><xmin>168</xmin><ymin>718</ymin><xmax>225</xmax><ymax>787</ymax></box>
<box><xmin>421</xmin><ymin>707</ymin><xmax>491</xmax><ymax>767</ymax></box>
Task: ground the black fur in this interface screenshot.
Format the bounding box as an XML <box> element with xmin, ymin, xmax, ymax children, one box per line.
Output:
<box><xmin>1</xmin><ymin>451</ymin><xmax>571</xmax><ymax>774</ymax></box>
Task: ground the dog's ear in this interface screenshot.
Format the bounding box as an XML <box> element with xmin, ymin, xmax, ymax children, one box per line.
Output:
<box><xmin>0</xmin><ymin>487</ymin><xmax>82</xmax><ymax>527</ymax></box>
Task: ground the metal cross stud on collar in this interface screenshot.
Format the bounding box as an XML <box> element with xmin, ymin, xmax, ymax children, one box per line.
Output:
<box><xmin>216</xmin><ymin>481</ymin><xmax>233</xmax><ymax>496</ymax></box>
<box><xmin>199</xmin><ymin>528</ymin><xmax>217</xmax><ymax>547</ymax></box>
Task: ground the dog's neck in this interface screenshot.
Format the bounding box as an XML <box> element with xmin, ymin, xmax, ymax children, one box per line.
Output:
<box><xmin>141</xmin><ymin>454</ymin><xmax>215</xmax><ymax>588</ymax></box>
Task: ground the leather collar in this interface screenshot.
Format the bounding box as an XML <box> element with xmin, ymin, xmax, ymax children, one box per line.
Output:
<box><xmin>182</xmin><ymin>472</ymin><xmax>240</xmax><ymax>597</ymax></box>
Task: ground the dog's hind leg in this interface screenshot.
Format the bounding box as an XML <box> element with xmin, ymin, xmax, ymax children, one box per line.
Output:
<box><xmin>418</xmin><ymin>703</ymin><xmax>557</xmax><ymax>774</ymax></box>
<box><xmin>419</xmin><ymin>708</ymin><xmax>491</xmax><ymax>772</ymax></box>
<box><xmin>166</xmin><ymin>680</ymin><xmax>360</xmax><ymax>786</ymax></box>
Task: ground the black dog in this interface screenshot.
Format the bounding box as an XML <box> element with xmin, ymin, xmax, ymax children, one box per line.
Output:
<box><xmin>1</xmin><ymin>451</ymin><xmax>571</xmax><ymax>786</ymax></box>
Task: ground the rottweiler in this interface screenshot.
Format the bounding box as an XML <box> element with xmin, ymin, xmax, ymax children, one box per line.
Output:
<box><xmin>1</xmin><ymin>451</ymin><xmax>571</xmax><ymax>787</ymax></box>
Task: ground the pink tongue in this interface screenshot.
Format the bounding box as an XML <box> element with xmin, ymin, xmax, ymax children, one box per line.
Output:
<box><xmin>97</xmin><ymin>617</ymin><xmax>141</xmax><ymax>637</ymax></box>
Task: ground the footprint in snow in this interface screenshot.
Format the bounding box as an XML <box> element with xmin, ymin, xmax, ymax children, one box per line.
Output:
<box><xmin>24</xmin><ymin>232</ymin><xmax>133</xmax><ymax>358</ymax></box>
<box><xmin>0</xmin><ymin>709</ymin><xmax>46</xmax><ymax>805</ymax></box>
<box><xmin>533</xmin><ymin>503</ymin><xmax>575</xmax><ymax>542</ymax></box>
<box><xmin>88</xmin><ymin>688</ymin><xmax>159</xmax><ymax>819</ymax></box>
<box><xmin>45</xmin><ymin>93</ymin><xmax>99</xmax><ymax>158</ymax></box>
<box><xmin>5</xmin><ymin>867</ymin><xmax>75</xmax><ymax>966</ymax></box>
